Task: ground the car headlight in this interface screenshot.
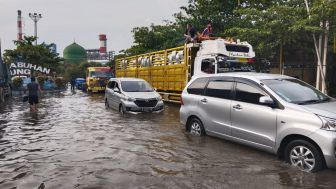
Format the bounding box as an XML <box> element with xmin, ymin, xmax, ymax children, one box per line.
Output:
<box><xmin>157</xmin><ymin>95</ymin><xmax>162</xmax><ymax>101</ymax></box>
<box><xmin>126</xmin><ymin>97</ymin><xmax>136</xmax><ymax>102</ymax></box>
<box><xmin>319</xmin><ymin>115</ymin><xmax>336</xmax><ymax>131</ymax></box>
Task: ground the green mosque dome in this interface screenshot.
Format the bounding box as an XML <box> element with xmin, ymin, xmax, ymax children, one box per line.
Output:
<box><xmin>63</xmin><ymin>42</ymin><xmax>87</xmax><ymax>63</ymax></box>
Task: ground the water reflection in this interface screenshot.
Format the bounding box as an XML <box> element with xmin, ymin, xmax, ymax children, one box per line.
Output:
<box><xmin>0</xmin><ymin>90</ymin><xmax>335</xmax><ymax>188</ymax></box>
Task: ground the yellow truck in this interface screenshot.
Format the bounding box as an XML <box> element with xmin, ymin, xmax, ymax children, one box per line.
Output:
<box><xmin>86</xmin><ymin>67</ymin><xmax>114</xmax><ymax>93</ymax></box>
<box><xmin>116</xmin><ymin>39</ymin><xmax>255</xmax><ymax>103</ymax></box>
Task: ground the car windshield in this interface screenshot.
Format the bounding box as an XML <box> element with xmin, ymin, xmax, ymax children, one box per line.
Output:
<box><xmin>89</xmin><ymin>71</ymin><xmax>113</xmax><ymax>78</ymax></box>
<box><xmin>121</xmin><ymin>81</ymin><xmax>154</xmax><ymax>92</ymax></box>
<box><xmin>262</xmin><ymin>79</ymin><xmax>331</xmax><ymax>105</ymax></box>
<box><xmin>216</xmin><ymin>56</ymin><xmax>255</xmax><ymax>73</ymax></box>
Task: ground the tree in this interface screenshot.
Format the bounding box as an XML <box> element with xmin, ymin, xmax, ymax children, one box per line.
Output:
<box><xmin>125</xmin><ymin>22</ymin><xmax>184</xmax><ymax>55</ymax></box>
<box><xmin>3</xmin><ymin>36</ymin><xmax>63</xmax><ymax>73</ymax></box>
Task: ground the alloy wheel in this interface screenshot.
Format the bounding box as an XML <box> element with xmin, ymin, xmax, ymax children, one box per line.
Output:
<box><xmin>190</xmin><ymin>121</ymin><xmax>202</xmax><ymax>136</ymax></box>
<box><xmin>290</xmin><ymin>146</ymin><xmax>316</xmax><ymax>172</ymax></box>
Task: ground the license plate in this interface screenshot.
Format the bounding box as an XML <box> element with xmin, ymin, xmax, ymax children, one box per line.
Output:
<box><xmin>141</xmin><ymin>107</ymin><xmax>152</xmax><ymax>112</ymax></box>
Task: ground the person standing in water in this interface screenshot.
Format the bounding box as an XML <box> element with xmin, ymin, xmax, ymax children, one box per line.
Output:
<box><xmin>27</xmin><ymin>77</ymin><xmax>42</xmax><ymax>112</ymax></box>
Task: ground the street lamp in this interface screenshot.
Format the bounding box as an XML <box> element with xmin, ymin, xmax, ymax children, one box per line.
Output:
<box><xmin>29</xmin><ymin>12</ymin><xmax>42</xmax><ymax>45</ymax></box>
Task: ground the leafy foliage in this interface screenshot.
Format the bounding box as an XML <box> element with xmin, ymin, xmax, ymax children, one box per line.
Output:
<box><xmin>12</xmin><ymin>77</ymin><xmax>23</xmax><ymax>89</ymax></box>
<box><xmin>3</xmin><ymin>36</ymin><xmax>63</xmax><ymax>74</ymax></box>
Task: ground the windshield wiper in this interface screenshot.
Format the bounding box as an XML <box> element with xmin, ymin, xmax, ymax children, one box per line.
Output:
<box><xmin>298</xmin><ymin>98</ymin><xmax>330</xmax><ymax>105</ymax></box>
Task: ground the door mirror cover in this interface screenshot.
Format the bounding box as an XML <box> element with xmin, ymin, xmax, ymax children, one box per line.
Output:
<box><xmin>113</xmin><ymin>88</ymin><xmax>120</xmax><ymax>93</ymax></box>
<box><xmin>259</xmin><ymin>96</ymin><xmax>274</xmax><ymax>105</ymax></box>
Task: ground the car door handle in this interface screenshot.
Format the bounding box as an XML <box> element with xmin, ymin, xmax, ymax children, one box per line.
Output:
<box><xmin>233</xmin><ymin>104</ymin><xmax>242</xmax><ymax>110</ymax></box>
<box><xmin>201</xmin><ymin>98</ymin><xmax>207</xmax><ymax>103</ymax></box>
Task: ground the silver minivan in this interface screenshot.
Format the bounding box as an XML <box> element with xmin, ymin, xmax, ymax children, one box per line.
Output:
<box><xmin>105</xmin><ymin>78</ymin><xmax>164</xmax><ymax>113</ymax></box>
<box><xmin>180</xmin><ymin>72</ymin><xmax>336</xmax><ymax>172</ymax></box>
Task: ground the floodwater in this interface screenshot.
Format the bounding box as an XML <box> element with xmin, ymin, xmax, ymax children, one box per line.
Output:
<box><xmin>0</xmin><ymin>90</ymin><xmax>336</xmax><ymax>189</ymax></box>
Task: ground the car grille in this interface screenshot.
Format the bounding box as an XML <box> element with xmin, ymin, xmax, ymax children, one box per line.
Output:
<box><xmin>134</xmin><ymin>98</ymin><xmax>158</xmax><ymax>107</ymax></box>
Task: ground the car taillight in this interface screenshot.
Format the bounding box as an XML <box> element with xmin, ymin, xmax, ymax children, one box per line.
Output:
<box><xmin>248</xmin><ymin>58</ymin><xmax>255</xmax><ymax>63</ymax></box>
<box><xmin>180</xmin><ymin>96</ymin><xmax>184</xmax><ymax>105</ymax></box>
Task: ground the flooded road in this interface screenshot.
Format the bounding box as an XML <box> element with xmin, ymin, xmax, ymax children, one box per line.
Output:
<box><xmin>1</xmin><ymin>90</ymin><xmax>336</xmax><ymax>189</ymax></box>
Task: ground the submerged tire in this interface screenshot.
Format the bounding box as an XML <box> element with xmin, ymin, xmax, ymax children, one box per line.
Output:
<box><xmin>284</xmin><ymin>139</ymin><xmax>324</xmax><ymax>172</ymax></box>
<box><xmin>187</xmin><ymin>117</ymin><xmax>205</xmax><ymax>136</ymax></box>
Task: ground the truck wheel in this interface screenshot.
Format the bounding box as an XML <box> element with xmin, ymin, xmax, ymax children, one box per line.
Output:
<box><xmin>284</xmin><ymin>139</ymin><xmax>324</xmax><ymax>172</ymax></box>
<box><xmin>187</xmin><ymin>117</ymin><xmax>205</xmax><ymax>136</ymax></box>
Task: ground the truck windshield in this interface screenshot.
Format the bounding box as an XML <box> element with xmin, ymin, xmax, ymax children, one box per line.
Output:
<box><xmin>89</xmin><ymin>71</ymin><xmax>113</xmax><ymax>78</ymax></box>
<box><xmin>262</xmin><ymin>79</ymin><xmax>331</xmax><ymax>105</ymax></box>
<box><xmin>216</xmin><ymin>56</ymin><xmax>255</xmax><ymax>73</ymax></box>
<box><xmin>121</xmin><ymin>81</ymin><xmax>154</xmax><ymax>92</ymax></box>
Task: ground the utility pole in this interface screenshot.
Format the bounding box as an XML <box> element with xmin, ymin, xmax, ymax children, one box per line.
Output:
<box><xmin>29</xmin><ymin>12</ymin><xmax>42</xmax><ymax>45</ymax></box>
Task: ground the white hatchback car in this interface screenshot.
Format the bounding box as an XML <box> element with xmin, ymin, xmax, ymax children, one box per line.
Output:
<box><xmin>105</xmin><ymin>78</ymin><xmax>164</xmax><ymax>113</ymax></box>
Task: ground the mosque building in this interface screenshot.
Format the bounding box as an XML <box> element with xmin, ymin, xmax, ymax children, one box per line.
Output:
<box><xmin>63</xmin><ymin>42</ymin><xmax>87</xmax><ymax>64</ymax></box>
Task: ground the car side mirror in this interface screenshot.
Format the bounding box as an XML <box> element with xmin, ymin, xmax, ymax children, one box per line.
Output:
<box><xmin>113</xmin><ymin>88</ymin><xmax>120</xmax><ymax>93</ymax></box>
<box><xmin>154</xmin><ymin>88</ymin><xmax>157</xmax><ymax>91</ymax></box>
<box><xmin>259</xmin><ymin>96</ymin><xmax>274</xmax><ymax>106</ymax></box>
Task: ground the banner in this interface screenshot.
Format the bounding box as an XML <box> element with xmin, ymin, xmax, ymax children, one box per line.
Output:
<box><xmin>9</xmin><ymin>62</ymin><xmax>51</xmax><ymax>76</ymax></box>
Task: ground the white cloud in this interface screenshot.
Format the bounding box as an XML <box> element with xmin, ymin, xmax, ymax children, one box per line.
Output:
<box><xmin>0</xmin><ymin>0</ymin><xmax>187</xmax><ymax>56</ymax></box>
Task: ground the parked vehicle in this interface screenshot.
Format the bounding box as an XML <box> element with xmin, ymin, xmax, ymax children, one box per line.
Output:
<box><xmin>22</xmin><ymin>77</ymin><xmax>31</xmax><ymax>90</ymax></box>
<box><xmin>180</xmin><ymin>72</ymin><xmax>336</xmax><ymax>172</ymax></box>
<box><xmin>75</xmin><ymin>78</ymin><xmax>86</xmax><ymax>90</ymax></box>
<box><xmin>116</xmin><ymin>39</ymin><xmax>255</xmax><ymax>103</ymax></box>
<box><xmin>105</xmin><ymin>78</ymin><xmax>164</xmax><ymax>113</ymax></box>
<box><xmin>86</xmin><ymin>67</ymin><xmax>114</xmax><ymax>93</ymax></box>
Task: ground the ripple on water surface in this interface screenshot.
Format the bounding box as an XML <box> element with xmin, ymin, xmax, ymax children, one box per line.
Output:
<box><xmin>0</xmin><ymin>90</ymin><xmax>336</xmax><ymax>189</ymax></box>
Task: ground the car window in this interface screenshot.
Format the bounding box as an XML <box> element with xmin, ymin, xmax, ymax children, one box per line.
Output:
<box><xmin>205</xmin><ymin>80</ymin><xmax>233</xmax><ymax>99</ymax></box>
<box><xmin>235</xmin><ymin>82</ymin><xmax>266</xmax><ymax>105</ymax></box>
<box><xmin>115</xmin><ymin>82</ymin><xmax>120</xmax><ymax>91</ymax></box>
<box><xmin>187</xmin><ymin>78</ymin><xmax>209</xmax><ymax>95</ymax></box>
<box><xmin>108</xmin><ymin>81</ymin><xmax>115</xmax><ymax>89</ymax></box>
<box><xmin>201</xmin><ymin>59</ymin><xmax>215</xmax><ymax>74</ymax></box>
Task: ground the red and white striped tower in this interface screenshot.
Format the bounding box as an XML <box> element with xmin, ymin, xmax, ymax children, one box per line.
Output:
<box><xmin>99</xmin><ymin>34</ymin><xmax>107</xmax><ymax>54</ymax></box>
<box><xmin>17</xmin><ymin>10</ymin><xmax>23</xmax><ymax>41</ymax></box>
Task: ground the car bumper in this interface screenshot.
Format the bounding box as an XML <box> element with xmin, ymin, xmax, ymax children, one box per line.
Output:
<box><xmin>179</xmin><ymin>106</ymin><xmax>188</xmax><ymax>125</ymax></box>
<box><xmin>309</xmin><ymin>129</ymin><xmax>336</xmax><ymax>169</ymax></box>
<box><xmin>88</xmin><ymin>86</ymin><xmax>106</xmax><ymax>92</ymax></box>
<box><xmin>122</xmin><ymin>100</ymin><xmax>164</xmax><ymax>113</ymax></box>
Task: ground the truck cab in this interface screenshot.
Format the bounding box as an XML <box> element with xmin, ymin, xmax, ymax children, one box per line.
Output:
<box><xmin>86</xmin><ymin>67</ymin><xmax>114</xmax><ymax>93</ymax></box>
<box><xmin>191</xmin><ymin>39</ymin><xmax>255</xmax><ymax>76</ymax></box>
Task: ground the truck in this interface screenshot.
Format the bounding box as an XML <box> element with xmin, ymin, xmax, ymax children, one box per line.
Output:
<box><xmin>86</xmin><ymin>67</ymin><xmax>114</xmax><ymax>93</ymax></box>
<box><xmin>116</xmin><ymin>39</ymin><xmax>255</xmax><ymax>103</ymax></box>
<box><xmin>0</xmin><ymin>60</ymin><xmax>11</xmax><ymax>103</ymax></box>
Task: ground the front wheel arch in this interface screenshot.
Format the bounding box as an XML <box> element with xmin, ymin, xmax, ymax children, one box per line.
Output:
<box><xmin>186</xmin><ymin>115</ymin><xmax>200</xmax><ymax>132</ymax></box>
<box><xmin>186</xmin><ymin>116</ymin><xmax>206</xmax><ymax>136</ymax></box>
<box><xmin>278</xmin><ymin>135</ymin><xmax>326</xmax><ymax>167</ymax></box>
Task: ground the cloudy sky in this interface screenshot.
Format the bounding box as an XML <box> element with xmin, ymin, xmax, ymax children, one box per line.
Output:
<box><xmin>0</xmin><ymin>0</ymin><xmax>188</xmax><ymax>56</ymax></box>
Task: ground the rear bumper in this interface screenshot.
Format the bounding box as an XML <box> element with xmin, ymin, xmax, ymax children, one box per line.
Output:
<box><xmin>88</xmin><ymin>86</ymin><xmax>106</xmax><ymax>92</ymax></box>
